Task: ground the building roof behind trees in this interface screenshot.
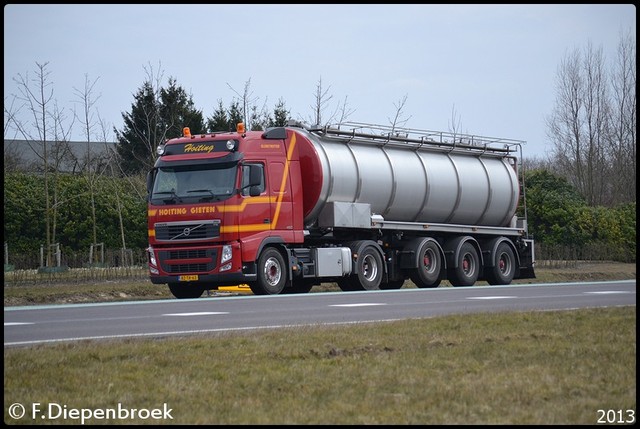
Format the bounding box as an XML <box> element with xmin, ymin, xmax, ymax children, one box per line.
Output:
<box><xmin>4</xmin><ymin>139</ymin><xmax>118</xmax><ymax>174</ymax></box>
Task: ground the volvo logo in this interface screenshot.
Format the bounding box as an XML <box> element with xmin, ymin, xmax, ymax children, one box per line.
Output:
<box><xmin>165</xmin><ymin>222</ymin><xmax>216</xmax><ymax>241</ymax></box>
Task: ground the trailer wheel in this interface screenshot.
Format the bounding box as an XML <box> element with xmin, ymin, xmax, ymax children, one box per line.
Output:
<box><xmin>448</xmin><ymin>242</ymin><xmax>480</xmax><ymax>287</ymax></box>
<box><xmin>485</xmin><ymin>242</ymin><xmax>516</xmax><ymax>285</ymax></box>
<box><xmin>410</xmin><ymin>240</ymin><xmax>442</xmax><ymax>288</ymax></box>
<box><xmin>251</xmin><ymin>247</ymin><xmax>287</xmax><ymax>295</ymax></box>
<box><xmin>168</xmin><ymin>283</ymin><xmax>205</xmax><ymax>299</ymax></box>
<box><xmin>353</xmin><ymin>244</ymin><xmax>384</xmax><ymax>290</ymax></box>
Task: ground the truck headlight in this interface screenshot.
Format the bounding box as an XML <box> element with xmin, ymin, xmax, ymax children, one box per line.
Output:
<box><xmin>147</xmin><ymin>246</ymin><xmax>157</xmax><ymax>267</ymax></box>
<box><xmin>221</xmin><ymin>245</ymin><xmax>232</xmax><ymax>264</ymax></box>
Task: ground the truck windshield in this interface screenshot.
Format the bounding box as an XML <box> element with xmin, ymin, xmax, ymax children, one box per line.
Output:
<box><xmin>151</xmin><ymin>164</ymin><xmax>237</xmax><ymax>204</ymax></box>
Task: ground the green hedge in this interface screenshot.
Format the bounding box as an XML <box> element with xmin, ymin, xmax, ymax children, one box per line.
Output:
<box><xmin>4</xmin><ymin>169</ymin><xmax>636</xmax><ymax>266</ymax></box>
<box><xmin>4</xmin><ymin>172</ymin><xmax>147</xmax><ymax>257</ymax></box>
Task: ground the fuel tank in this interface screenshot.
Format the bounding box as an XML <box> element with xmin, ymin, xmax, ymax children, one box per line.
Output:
<box><xmin>295</xmin><ymin>126</ymin><xmax>520</xmax><ymax>228</ymax></box>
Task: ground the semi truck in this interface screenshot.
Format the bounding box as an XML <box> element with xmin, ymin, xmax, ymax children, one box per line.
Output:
<box><xmin>146</xmin><ymin>120</ymin><xmax>535</xmax><ymax>298</ymax></box>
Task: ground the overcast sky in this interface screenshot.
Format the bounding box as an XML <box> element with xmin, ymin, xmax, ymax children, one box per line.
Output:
<box><xmin>3</xmin><ymin>4</ymin><xmax>636</xmax><ymax>158</ymax></box>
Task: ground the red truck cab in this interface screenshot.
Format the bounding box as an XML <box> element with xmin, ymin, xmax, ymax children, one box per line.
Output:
<box><xmin>146</xmin><ymin>124</ymin><xmax>305</xmax><ymax>298</ymax></box>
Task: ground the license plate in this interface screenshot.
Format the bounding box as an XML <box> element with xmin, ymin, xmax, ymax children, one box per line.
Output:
<box><xmin>179</xmin><ymin>275</ymin><xmax>199</xmax><ymax>282</ymax></box>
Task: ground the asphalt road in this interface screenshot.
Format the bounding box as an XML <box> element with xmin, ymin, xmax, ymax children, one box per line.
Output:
<box><xmin>4</xmin><ymin>280</ymin><xmax>636</xmax><ymax>347</ymax></box>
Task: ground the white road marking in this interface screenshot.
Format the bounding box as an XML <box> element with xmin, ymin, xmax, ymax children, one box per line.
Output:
<box><xmin>585</xmin><ymin>291</ymin><xmax>631</xmax><ymax>294</ymax></box>
<box><xmin>467</xmin><ymin>296</ymin><xmax>516</xmax><ymax>300</ymax></box>
<box><xmin>163</xmin><ymin>312</ymin><xmax>228</xmax><ymax>316</ymax></box>
<box><xmin>330</xmin><ymin>303</ymin><xmax>386</xmax><ymax>307</ymax></box>
<box><xmin>4</xmin><ymin>322</ymin><xmax>34</xmax><ymax>326</ymax></box>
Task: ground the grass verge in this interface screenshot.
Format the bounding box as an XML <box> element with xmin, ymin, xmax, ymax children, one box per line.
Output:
<box><xmin>4</xmin><ymin>307</ymin><xmax>636</xmax><ymax>425</ymax></box>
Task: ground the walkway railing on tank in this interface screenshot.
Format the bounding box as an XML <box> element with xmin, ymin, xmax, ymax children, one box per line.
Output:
<box><xmin>313</xmin><ymin>121</ymin><xmax>525</xmax><ymax>156</ymax></box>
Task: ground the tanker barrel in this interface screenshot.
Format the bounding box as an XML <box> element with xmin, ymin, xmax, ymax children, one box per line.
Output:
<box><xmin>296</xmin><ymin>122</ymin><xmax>524</xmax><ymax>229</ymax></box>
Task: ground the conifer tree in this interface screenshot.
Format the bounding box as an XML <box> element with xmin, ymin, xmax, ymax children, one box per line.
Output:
<box><xmin>115</xmin><ymin>73</ymin><xmax>204</xmax><ymax>175</ymax></box>
<box><xmin>207</xmin><ymin>99</ymin><xmax>229</xmax><ymax>132</ymax></box>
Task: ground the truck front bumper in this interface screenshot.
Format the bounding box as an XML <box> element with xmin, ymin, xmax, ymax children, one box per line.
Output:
<box><xmin>149</xmin><ymin>271</ymin><xmax>256</xmax><ymax>287</ymax></box>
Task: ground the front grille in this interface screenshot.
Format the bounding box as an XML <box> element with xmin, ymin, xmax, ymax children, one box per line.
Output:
<box><xmin>168</xmin><ymin>263</ymin><xmax>209</xmax><ymax>273</ymax></box>
<box><xmin>155</xmin><ymin>220</ymin><xmax>220</xmax><ymax>242</ymax></box>
<box><xmin>168</xmin><ymin>249</ymin><xmax>208</xmax><ymax>259</ymax></box>
<box><xmin>158</xmin><ymin>248</ymin><xmax>218</xmax><ymax>274</ymax></box>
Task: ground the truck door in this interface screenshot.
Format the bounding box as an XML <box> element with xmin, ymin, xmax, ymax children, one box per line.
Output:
<box><xmin>236</xmin><ymin>162</ymin><xmax>270</xmax><ymax>253</ymax></box>
<box><xmin>268</xmin><ymin>160</ymin><xmax>294</xmax><ymax>237</ymax></box>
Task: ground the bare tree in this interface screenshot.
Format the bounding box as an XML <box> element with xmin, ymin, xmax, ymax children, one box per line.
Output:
<box><xmin>547</xmin><ymin>49</ymin><xmax>582</xmax><ymax>185</ymax></box>
<box><xmin>546</xmin><ymin>45</ymin><xmax>608</xmax><ymax>205</ymax></box>
<box><xmin>10</xmin><ymin>62</ymin><xmax>75</xmax><ymax>267</ymax></box>
<box><xmin>309</xmin><ymin>76</ymin><xmax>334</xmax><ymax>126</ymax></box>
<box><xmin>227</xmin><ymin>78</ymin><xmax>259</xmax><ymax>130</ymax></box>
<box><xmin>388</xmin><ymin>94</ymin><xmax>411</xmax><ymax>133</ymax></box>
<box><xmin>98</xmin><ymin>114</ymin><xmax>130</xmax><ymax>266</ymax></box>
<box><xmin>522</xmin><ymin>154</ymin><xmax>555</xmax><ymax>171</ymax></box>
<box><xmin>305</xmin><ymin>77</ymin><xmax>355</xmax><ymax>127</ymax></box>
<box><xmin>582</xmin><ymin>42</ymin><xmax>611</xmax><ymax>206</ymax></box>
<box><xmin>448</xmin><ymin>103</ymin><xmax>463</xmax><ymax>143</ymax></box>
<box><xmin>48</xmin><ymin>101</ymin><xmax>76</xmax><ymax>255</ymax></box>
<box><xmin>609</xmin><ymin>29</ymin><xmax>636</xmax><ymax>205</ymax></box>
<box><xmin>4</xmin><ymin>95</ymin><xmax>22</xmax><ymax>138</ymax></box>
<box><xmin>140</xmin><ymin>61</ymin><xmax>165</xmax><ymax>168</ymax></box>
<box><xmin>334</xmin><ymin>95</ymin><xmax>355</xmax><ymax>125</ymax></box>
<box><xmin>547</xmin><ymin>34</ymin><xmax>636</xmax><ymax>207</ymax></box>
<box><xmin>73</xmin><ymin>74</ymin><xmax>103</xmax><ymax>263</ymax></box>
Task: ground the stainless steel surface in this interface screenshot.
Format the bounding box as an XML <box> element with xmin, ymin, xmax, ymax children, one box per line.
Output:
<box><xmin>302</xmin><ymin>128</ymin><xmax>519</xmax><ymax>227</ymax></box>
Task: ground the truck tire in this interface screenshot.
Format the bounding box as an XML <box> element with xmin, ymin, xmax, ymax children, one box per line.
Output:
<box><xmin>251</xmin><ymin>247</ymin><xmax>287</xmax><ymax>295</ymax></box>
<box><xmin>485</xmin><ymin>241</ymin><xmax>516</xmax><ymax>285</ymax></box>
<box><xmin>168</xmin><ymin>282</ymin><xmax>205</xmax><ymax>299</ymax></box>
<box><xmin>410</xmin><ymin>239</ymin><xmax>442</xmax><ymax>288</ymax></box>
<box><xmin>448</xmin><ymin>242</ymin><xmax>480</xmax><ymax>287</ymax></box>
<box><xmin>353</xmin><ymin>243</ymin><xmax>384</xmax><ymax>290</ymax></box>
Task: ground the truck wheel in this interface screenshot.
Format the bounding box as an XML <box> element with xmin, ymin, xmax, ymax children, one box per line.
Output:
<box><xmin>251</xmin><ymin>247</ymin><xmax>287</xmax><ymax>295</ymax></box>
<box><xmin>168</xmin><ymin>283</ymin><xmax>205</xmax><ymax>299</ymax></box>
<box><xmin>448</xmin><ymin>242</ymin><xmax>480</xmax><ymax>287</ymax></box>
<box><xmin>410</xmin><ymin>240</ymin><xmax>442</xmax><ymax>288</ymax></box>
<box><xmin>485</xmin><ymin>242</ymin><xmax>516</xmax><ymax>285</ymax></box>
<box><xmin>353</xmin><ymin>244</ymin><xmax>384</xmax><ymax>290</ymax></box>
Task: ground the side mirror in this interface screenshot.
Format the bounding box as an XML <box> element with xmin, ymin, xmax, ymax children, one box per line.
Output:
<box><xmin>241</xmin><ymin>164</ymin><xmax>263</xmax><ymax>196</ymax></box>
<box><xmin>249</xmin><ymin>165</ymin><xmax>262</xmax><ymax>187</ymax></box>
<box><xmin>249</xmin><ymin>185</ymin><xmax>261</xmax><ymax>197</ymax></box>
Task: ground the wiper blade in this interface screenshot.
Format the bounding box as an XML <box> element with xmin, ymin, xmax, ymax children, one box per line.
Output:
<box><xmin>154</xmin><ymin>190</ymin><xmax>182</xmax><ymax>204</ymax></box>
<box><xmin>187</xmin><ymin>189</ymin><xmax>225</xmax><ymax>202</ymax></box>
<box><xmin>187</xmin><ymin>189</ymin><xmax>215</xmax><ymax>195</ymax></box>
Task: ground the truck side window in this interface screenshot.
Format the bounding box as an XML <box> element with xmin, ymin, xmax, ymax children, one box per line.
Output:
<box><xmin>241</xmin><ymin>163</ymin><xmax>265</xmax><ymax>196</ymax></box>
